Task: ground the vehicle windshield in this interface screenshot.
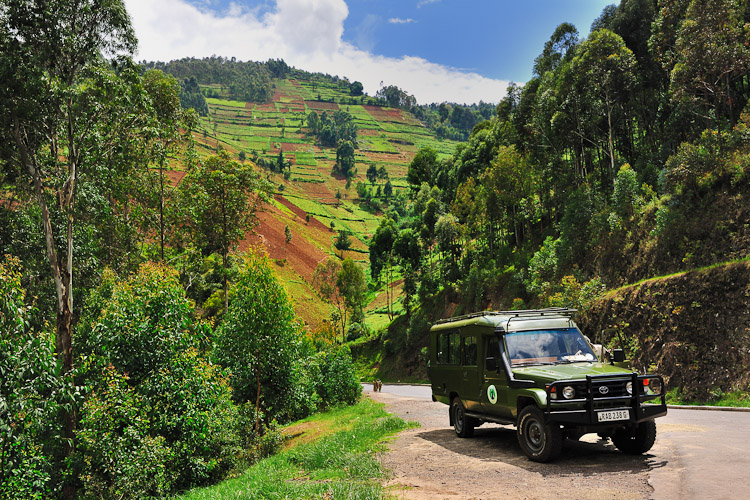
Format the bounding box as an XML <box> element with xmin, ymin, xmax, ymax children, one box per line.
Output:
<box><xmin>505</xmin><ymin>328</ymin><xmax>596</xmax><ymax>366</ymax></box>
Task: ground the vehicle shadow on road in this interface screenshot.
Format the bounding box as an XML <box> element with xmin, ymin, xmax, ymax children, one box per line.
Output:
<box><xmin>418</xmin><ymin>425</ymin><xmax>664</xmax><ymax>476</ymax></box>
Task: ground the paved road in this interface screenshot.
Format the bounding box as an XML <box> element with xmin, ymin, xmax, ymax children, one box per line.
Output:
<box><xmin>365</xmin><ymin>384</ymin><xmax>750</xmax><ymax>500</ymax></box>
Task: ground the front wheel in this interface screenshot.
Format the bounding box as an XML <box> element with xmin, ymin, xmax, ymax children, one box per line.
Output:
<box><xmin>612</xmin><ymin>420</ymin><xmax>657</xmax><ymax>455</ymax></box>
<box><xmin>452</xmin><ymin>397</ymin><xmax>475</xmax><ymax>438</ymax></box>
<box><xmin>517</xmin><ymin>405</ymin><xmax>562</xmax><ymax>462</ymax></box>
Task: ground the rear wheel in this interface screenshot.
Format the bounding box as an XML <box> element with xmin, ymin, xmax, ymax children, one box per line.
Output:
<box><xmin>517</xmin><ymin>405</ymin><xmax>562</xmax><ymax>462</ymax></box>
<box><xmin>612</xmin><ymin>420</ymin><xmax>657</xmax><ymax>455</ymax></box>
<box><xmin>452</xmin><ymin>397</ymin><xmax>475</xmax><ymax>438</ymax></box>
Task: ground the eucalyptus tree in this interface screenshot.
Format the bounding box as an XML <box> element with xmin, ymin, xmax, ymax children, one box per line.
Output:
<box><xmin>0</xmin><ymin>0</ymin><xmax>148</xmax><ymax>375</ymax></box>
<box><xmin>179</xmin><ymin>150</ymin><xmax>270</xmax><ymax>313</ymax></box>
<box><xmin>572</xmin><ymin>29</ymin><xmax>637</xmax><ymax>185</ymax></box>
<box><xmin>0</xmin><ymin>1</ymin><xmax>166</xmax><ymax>493</ymax></box>
<box><xmin>670</xmin><ymin>0</ymin><xmax>750</xmax><ymax>133</ymax></box>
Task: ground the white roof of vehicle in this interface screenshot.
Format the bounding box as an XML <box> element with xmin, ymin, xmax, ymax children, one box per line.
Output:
<box><xmin>430</xmin><ymin>308</ymin><xmax>577</xmax><ymax>333</ymax></box>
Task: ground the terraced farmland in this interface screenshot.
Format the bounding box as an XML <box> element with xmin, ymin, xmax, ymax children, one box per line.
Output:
<box><xmin>185</xmin><ymin>76</ymin><xmax>460</xmax><ymax>328</ymax></box>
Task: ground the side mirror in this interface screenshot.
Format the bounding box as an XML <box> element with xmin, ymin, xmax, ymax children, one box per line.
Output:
<box><xmin>485</xmin><ymin>356</ymin><xmax>498</xmax><ymax>372</ymax></box>
<box><xmin>612</xmin><ymin>349</ymin><xmax>625</xmax><ymax>363</ymax></box>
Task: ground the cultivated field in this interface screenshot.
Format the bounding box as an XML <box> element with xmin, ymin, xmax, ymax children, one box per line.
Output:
<box><xmin>181</xmin><ymin>77</ymin><xmax>459</xmax><ymax>327</ymax></box>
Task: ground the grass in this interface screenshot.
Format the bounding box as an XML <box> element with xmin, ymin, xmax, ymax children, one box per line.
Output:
<box><xmin>175</xmin><ymin>399</ymin><xmax>415</xmax><ymax>500</ymax></box>
<box><xmin>666</xmin><ymin>388</ymin><xmax>750</xmax><ymax>407</ymax></box>
<box><xmin>604</xmin><ymin>256</ymin><xmax>750</xmax><ymax>297</ymax></box>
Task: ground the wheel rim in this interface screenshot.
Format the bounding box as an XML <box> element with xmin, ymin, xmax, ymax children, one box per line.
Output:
<box><xmin>454</xmin><ymin>405</ymin><xmax>464</xmax><ymax>433</ymax></box>
<box><xmin>524</xmin><ymin>418</ymin><xmax>545</xmax><ymax>453</ymax></box>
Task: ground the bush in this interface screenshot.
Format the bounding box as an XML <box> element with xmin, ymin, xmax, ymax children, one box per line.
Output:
<box><xmin>525</xmin><ymin>236</ymin><xmax>560</xmax><ymax>297</ymax></box>
<box><xmin>315</xmin><ymin>346</ymin><xmax>362</xmax><ymax>407</ymax></box>
<box><xmin>346</xmin><ymin>322</ymin><xmax>365</xmax><ymax>342</ymax></box>
<box><xmin>77</xmin><ymin>264</ymin><xmax>242</xmax><ymax>497</ymax></box>
<box><xmin>0</xmin><ymin>256</ymin><xmax>68</xmax><ymax>500</ymax></box>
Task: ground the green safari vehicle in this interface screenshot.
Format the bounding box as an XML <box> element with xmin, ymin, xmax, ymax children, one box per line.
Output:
<box><xmin>428</xmin><ymin>308</ymin><xmax>667</xmax><ymax>462</ymax></box>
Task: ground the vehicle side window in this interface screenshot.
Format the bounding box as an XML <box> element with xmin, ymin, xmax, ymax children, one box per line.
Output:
<box><xmin>449</xmin><ymin>332</ymin><xmax>460</xmax><ymax>364</ymax></box>
<box><xmin>437</xmin><ymin>331</ymin><xmax>460</xmax><ymax>365</ymax></box>
<box><xmin>462</xmin><ymin>336</ymin><xmax>477</xmax><ymax>366</ymax></box>
<box><xmin>485</xmin><ymin>338</ymin><xmax>501</xmax><ymax>370</ymax></box>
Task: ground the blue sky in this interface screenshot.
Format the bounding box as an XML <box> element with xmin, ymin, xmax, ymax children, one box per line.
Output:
<box><xmin>126</xmin><ymin>0</ymin><xmax>615</xmax><ymax>103</ymax></box>
<box><xmin>342</xmin><ymin>0</ymin><xmax>613</xmax><ymax>82</ymax></box>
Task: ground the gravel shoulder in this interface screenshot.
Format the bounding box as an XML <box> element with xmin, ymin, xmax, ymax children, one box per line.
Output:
<box><xmin>367</xmin><ymin>389</ymin><xmax>659</xmax><ymax>500</ymax></box>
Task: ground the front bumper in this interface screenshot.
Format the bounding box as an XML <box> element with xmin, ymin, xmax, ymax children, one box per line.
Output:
<box><xmin>544</xmin><ymin>373</ymin><xmax>667</xmax><ymax>426</ymax></box>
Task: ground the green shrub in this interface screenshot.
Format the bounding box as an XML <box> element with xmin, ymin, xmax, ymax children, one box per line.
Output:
<box><xmin>78</xmin><ymin>367</ymin><xmax>172</xmax><ymax>499</ymax></box>
<box><xmin>315</xmin><ymin>346</ymin><xmax>362</xmax><ymax>407</ymax></box>
<box><xmin>215</xmin><ymin>252</ymin><xmax>317</xmax><ymax>424</ymax></box>
<box><xmin>77</xmin><ymin>264</ymin><xmax>242</xmax><ymax>497</ymax></box>
<box><xmin>0</xmin><ymin>257</ymin><xmax>68</xmax><ymax>500</ymax></box>
<box><xmin>525</xmin><ymin>236</ymin><xmax>560</xmax><ymax>297</ymax></box>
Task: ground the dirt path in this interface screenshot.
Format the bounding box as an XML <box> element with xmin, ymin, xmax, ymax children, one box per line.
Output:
<box><xmin>368</xmin><ymin>390</ymin><xmax>656</xmax><ymax>500</ymax></box>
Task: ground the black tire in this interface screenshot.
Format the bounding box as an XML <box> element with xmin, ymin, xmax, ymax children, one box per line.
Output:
<box><xmin>612</xmin><ymin>420</ymin><xmax>657</xmax><ymax>455</ymax></box>
<box><xmin>517</xmin><ymin>405</ymin><xmax>562</xmax><ymax>462</ymax></box>
<box><xmin>452</xmin><ymin>397</ymin><xmax>475</xmax><ymax>438</ymax></box>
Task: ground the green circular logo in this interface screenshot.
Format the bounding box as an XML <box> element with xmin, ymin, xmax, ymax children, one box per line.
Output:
<box><xmin>487</xmin><ymin>384</ymin><xmax>498</xmax><ymax>404</ymax></box>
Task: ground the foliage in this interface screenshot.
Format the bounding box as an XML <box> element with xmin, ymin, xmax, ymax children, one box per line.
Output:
<box><xmin>76</xmin><ymin>264</ymin><xmax>242</xmax><ymax>497</ymax></box>
<box><xmin>179</xmin><ymin>76</ymin><xmax>209</xmax><ymax>116</ymax></box>
<box><xmin>175</xmin><ymin>399</ymin><xmax>411</xmax><ymax>500</ymax></box>
<box><xmin>0</xmin><ymin>257</ymin><xmax>68</xmax><ymax>500</ymax></box>
<box><xmin>180</xmin><ymin>150</ymin><xmax>270</xmax><ymax>312</ymax></box>
<box><xmin>333</xmin><ymin>140</ymin><xmax>356</xmax><ymax>178</ymax></box>
<box><xmin>375</xmin><ymin>85</ymin><xmax>416</xmax><ymax>109</ymax></box>
<box><xmin>338</xmin><ymin>258</ymin><xmax>367</xmax><ymax>326</ymax></box>
<box><xmin>306</xmin><ymin>110</ymin><xmax>357</xmax><ymax>148</ymax></box>
<box><xmin>146</xmin><ymin>57</ymin><xmax>275</xmax><ymax>102</ymax></box>
<box><xmin>314</xmin><ymin>345</ymin><xmax>362</xmax><ymax>407</ymax></box>
<box><xmin>525</xmin><ymin>237</ymin><xmax>560</xmax><ymax>298</ymax></box>
<box><xmin>214</xmin><ymin>253</ymin><xmax>316</xmax><ymax>424</ymax></box>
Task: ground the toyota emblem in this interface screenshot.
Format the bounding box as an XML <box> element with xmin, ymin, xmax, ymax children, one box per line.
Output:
<box><xmin>599</xmin><ymin>386</ymin><xmax>610</xmax><ymax>395</ymax></box>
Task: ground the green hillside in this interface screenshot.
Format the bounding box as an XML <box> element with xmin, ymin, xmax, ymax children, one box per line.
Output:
<box><xmin>184</xmin><ymin>74</ymin><xmax>461</xmax><ymax>328</ymax></box>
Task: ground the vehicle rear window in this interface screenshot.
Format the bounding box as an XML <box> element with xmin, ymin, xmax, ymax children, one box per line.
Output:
<box><xmin>437</xmin><ymin>331</ymin><xmax>460</xmax><ymax>364</ymax></box>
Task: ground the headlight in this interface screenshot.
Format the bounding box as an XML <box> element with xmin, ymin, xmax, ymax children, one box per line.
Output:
<box><xmin>626</xmin><ymin>381</ymin><xmax>633</xmax><ymax>395</ymax></box>
<box><xmin>562</xmin><ymin>386</ymin><xmax>576</xmax><ymax>399</ymax></box>
<box><xmin>649</xmin><ymin>378</ymin><xmax>662</xmax><ymax>395</ymax></box>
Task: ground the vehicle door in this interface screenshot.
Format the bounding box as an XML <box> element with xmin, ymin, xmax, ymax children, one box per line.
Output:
<box><xmin>433</xmin><ymin>329</ymin><xmax>462</xmax><ymax>402</ymax></box>
<box><xmin>460</xmin><ymin>332</ymin><xmax>482</xmax><ymax>410</ymax></box>
<box><xmin>481</xmin><ymin>335</ymin><xmax>512</xmax><ymax>418</ymax></box>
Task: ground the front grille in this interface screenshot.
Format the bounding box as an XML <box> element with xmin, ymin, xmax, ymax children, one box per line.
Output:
<box><xmin>591</xmin><ymin>379</ymin><xmax>629</xmax><ymax>398</ymax></box>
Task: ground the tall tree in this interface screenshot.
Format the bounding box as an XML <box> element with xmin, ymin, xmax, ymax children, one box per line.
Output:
<box><xmin>337</xmin><ymin>258</ymin><xmax>367</xmax><ymax>328</ymax></box>
<box><xmin>180</xmin><ymin>150</ymin><xmax>269</xmax><ymax>313</ymax></box>
<box><xmin>141</xmin><ymin>69</ymin><xmax>196</xmax><ymax>261</ymax></box>
<box><xmin>0</xmin><ymin>1</ymin><xmax>143</xmax><ymax>492</ymax></box>
<box><xmin>0</xmin><ymin>0</ymin><xmax>137</xmax><ymax>372</ymax></box>
<box><xmin>670</xmin><ymin>0</ymin><xmax>750</xmax><ymax>131</ymax></box>
<box><xmin>573</xmin><ymin>29</ymin><xmax>637</xmax><ymax>183</ymax></box>
<box><xmin>370</xmin><ymin>217</ymin><xmax>397</xmax><ymax>319</ymax></box>
<box><xmin>333</xmin><ymin>229</ymin><xmax>353</xmax><ymax>258</ymax></box>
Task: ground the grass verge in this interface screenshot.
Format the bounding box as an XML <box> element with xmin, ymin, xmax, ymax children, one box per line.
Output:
<box><xmin>666</xmin><ymin>388</ymin><xmax>750</xmax><ymax>407</ymax></box>
<box><xmin>175</xmin><ymin>398</ymin><xmax>415</xmax><ymax>500</ymax></box>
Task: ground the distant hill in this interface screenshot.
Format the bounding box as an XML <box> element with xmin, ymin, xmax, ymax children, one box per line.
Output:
<box><xmin>164</xmin><ymin>69</ymin><xmax>462</xmax><ymax>328</ymax></box>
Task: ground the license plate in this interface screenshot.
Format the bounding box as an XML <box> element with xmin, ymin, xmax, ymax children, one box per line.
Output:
<box><xmin>597</xmin><ymin>409</ymin><xmax>630</xmax><ymax>422</ymax></box>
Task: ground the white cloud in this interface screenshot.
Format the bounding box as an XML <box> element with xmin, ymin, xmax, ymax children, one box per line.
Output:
<box><xmin>417</xmin><ymin>0</ymin><xmax>440</xmax><ymax>8</ymax></box>
<box><xmin>125</xmin><ymin>0</ymin><xmax>508</xmax><ymax>104</ymax></box>
<box><xmin>388</xmin><ymin>17</ymin><xmax>416</xmax><ymax>24</ymax></box>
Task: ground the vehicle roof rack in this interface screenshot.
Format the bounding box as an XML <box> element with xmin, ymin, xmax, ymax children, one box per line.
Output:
<box><xmin>434</xmin><ymin>307</ymin><xmax>577</xmax><ymax>325</ymax></box>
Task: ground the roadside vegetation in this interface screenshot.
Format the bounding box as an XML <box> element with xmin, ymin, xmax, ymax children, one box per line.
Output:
<box><xmin>358</xmin><ymin>0</ymin><xmax>750</xmax><ymax>404</ymax></box>
<box><xmin>176</xmin><ymin>399</ymin><xmax>413</xmax><ymax>500</ymax></box>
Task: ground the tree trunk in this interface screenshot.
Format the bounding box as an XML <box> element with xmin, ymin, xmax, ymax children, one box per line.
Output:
<box><xmin>223</xmin><ymin>251</ymin><xmax>229</xmax><ymax>314</ymax></box>
<box><xmin>606</xmin><ymin>100</ymin><xmax>616</xmax><ymax>185</ymax></box>
<box><xmin>159</xmin><ymin>161</ymin><xmax>165</xmax><ymax>261</ymax></box>
<box><xmin>255</xmin><ymin>357</ymin><xmax>262</xmax><ymax>434</ymax></box>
